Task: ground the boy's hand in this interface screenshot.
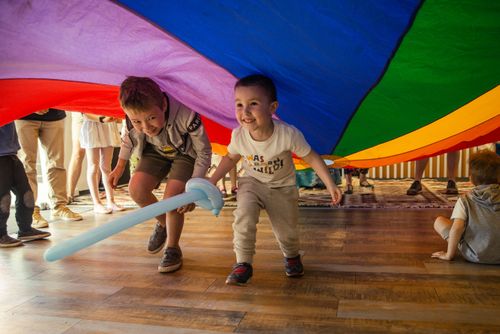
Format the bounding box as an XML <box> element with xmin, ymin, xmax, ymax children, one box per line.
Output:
<box><xmin>431</xmin><ymin>251</ymin><xmax>453</xmax><ymax>261</ymax></box>
<box><xmin>108</xmin><ymin>166</ymin><xmax>125</xmax><ymax>189</ymax></box>
<box><xmin>177</xmin><ymin>203</ymin><xmax>195</xmax><ymax>214</ymax></box>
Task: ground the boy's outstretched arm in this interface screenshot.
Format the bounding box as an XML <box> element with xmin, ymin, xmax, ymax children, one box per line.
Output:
<box><xmin>209</xmin><ymin>153</ymin><xmax>241</xmax><ymax>185</ymax></box>
<box><xmin>431</xmin><ymin>218</ymin><xmax>465</xmax><ymax>261</ymax></box>
<box><xmin>302</xmin><ymin>150</ymin><xmax>342</xmax><ymax>205</ymax></box>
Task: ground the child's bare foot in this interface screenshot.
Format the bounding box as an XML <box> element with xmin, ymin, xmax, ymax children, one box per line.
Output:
<box><xmin>94</xmin><ymin>204</ymin><xmax>112</xmax><ymax>214</ymax></box>
<box><xmin>108</xmin><ymin>203</ymin><xmax>125</xmax><ymax>212</ymax></box>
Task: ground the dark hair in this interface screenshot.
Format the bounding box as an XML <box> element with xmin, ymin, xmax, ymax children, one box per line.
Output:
<box><xmin>119</xmin><ymin>76</ymin><xmax>164</xmax><ymax>114</ymax></box>
<box><xmin>235</xmin><ymin>74</ymin><xmax>277</xmax><ymax>102</ymax></box>
<box><xmin>469</xmin><ymin>150</ymin><xmax>500</xmax><ymax>185</ymax></box>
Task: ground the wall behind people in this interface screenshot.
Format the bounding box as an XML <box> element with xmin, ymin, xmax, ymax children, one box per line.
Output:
<box><xmin>367</xmin><ymin>147</ymin><xmax>493</xmax><ymax>179</ymax></box>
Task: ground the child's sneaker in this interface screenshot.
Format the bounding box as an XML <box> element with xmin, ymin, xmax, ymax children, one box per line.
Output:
<box><xmin>51</xmin><ymin>205</ymin><xmax>83</xmax><ymax>221</ymax></box>
<box><xmin>0</xmin><ymin>234</ymin><xmax>23</xmax><ymax>248</ymax></box>
<box><xmin>225</xmin><ymin>262</ymin><xmax>253</xmax><ymax>285</ymax></box>
<box><xmin>158</xmin><ymin>247</ymin><xmax>183</xmax><ymax>273</ymax></box>
<box><xmin>285</xmin><ymin>254</ymin><xmax>304</xmax><ymax>277</ymax></box>
<box><xmin>148</xmin><ymin>222</ymin><xmax>167</xmax><ymax>254</ymax></box>
<box><xmin>406</xmin><ymin>180</ymin><xmax>422</xmax><ymax>195</ymax></box>
<box><xmin>33</xmin><ymin>206</ymin><xmax>49</xmax><ymax>228</ymax></box>
<box><xmin>445</xmin><ymin>180</ymin><xmax>459</xmax><ymax>194</ymax></box>
<box><xmin>17</xmin><ymin>228</ymin><xmax>51</xmax><ymax>242</ymax></box>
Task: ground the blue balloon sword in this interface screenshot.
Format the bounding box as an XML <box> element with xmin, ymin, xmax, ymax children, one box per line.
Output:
<box><xmin>44</xmin><ymin>178</ymin><xmax>223</xmax><ymax>262</ymax></box>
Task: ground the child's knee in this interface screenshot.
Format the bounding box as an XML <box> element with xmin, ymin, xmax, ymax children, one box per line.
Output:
<box><xmin>0</xmin><ymin>193</ymin><xmax>11</xmax><ymax>213</ymax></box>
<box><xmin>23</xmin><ymin>190</ymin><xmax>35</xmax><ymax>209</ymax></box>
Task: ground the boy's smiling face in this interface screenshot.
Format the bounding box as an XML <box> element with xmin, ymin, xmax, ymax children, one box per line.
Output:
<box><xmin>235</xmin><ymin>85</ymin><xmax>278</xmax><ymax>140</ymax></box>
<box><xmin>124</xmin><ymin>97</ymin><xmax>166</xmax><ymax>137</ymax></box>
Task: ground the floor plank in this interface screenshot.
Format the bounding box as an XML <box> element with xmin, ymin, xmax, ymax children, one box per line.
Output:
<box><xmin>2</xmin><ymin>206</ymin><xmax>500</xmax><ymax>333</ymax></box>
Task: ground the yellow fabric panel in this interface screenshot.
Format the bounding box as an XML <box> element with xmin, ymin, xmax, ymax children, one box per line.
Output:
<box><xmin>344</xmin><ymin>86</ymin><xmax>500</xmax><ymax>167</ymax></box>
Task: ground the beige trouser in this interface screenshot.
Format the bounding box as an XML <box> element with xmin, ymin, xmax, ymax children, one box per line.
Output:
<box><xmin>15</xmin><ymin>119</ymin><xmax>67</xmax><ymax>208</ymax></box>
<box><xmin>233</xmin><ymin>177</ymin><xmax>300</xmax><ymax>263</ymax></box>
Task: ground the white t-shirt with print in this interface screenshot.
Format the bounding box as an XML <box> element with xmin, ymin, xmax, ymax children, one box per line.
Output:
<box><xmin>227</xmin><ymin>120</ymin><xmax>311</xmax><ymax>187</ymax></box>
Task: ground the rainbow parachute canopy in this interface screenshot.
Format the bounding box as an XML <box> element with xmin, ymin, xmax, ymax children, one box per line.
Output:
<box><xmin>1</xmin><ymin>0</ymin><xmax>499</xmax><ymax>167</ymax></box>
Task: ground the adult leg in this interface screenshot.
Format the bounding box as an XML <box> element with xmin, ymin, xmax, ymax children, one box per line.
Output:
<box><xmin>67</xmin><ymin>134</ymin><xmax>85</xmax><ymax>202</ymax></box>
<box><xmin>344</xmin><ymin>169</ymin><xmax>353</xmax><ymax>194</ymax></box>
<box><xmin>445</xmin><ymin>151</ymin><xmax>459</xmax><ymax>194</ymax></box>
<box><xmin>407</xmin><ymin>158</ymin><xmax>429</xmax><ymax>195</ymax></box>
<box><xmin>15</xmin><ymin>120</ymin><xmax>40</xmax><ymax>201</ymax></box>
<box><xmin>38</xmin><ymin>119</ymin><xmax>67</xmax><ymax>208</ymax></box>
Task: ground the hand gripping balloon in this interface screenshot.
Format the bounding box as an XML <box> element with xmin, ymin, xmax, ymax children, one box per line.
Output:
<box><xmin>44</xmin><ymin>178</ymin><xmax>223</xmax><ymax>262</ymax></box>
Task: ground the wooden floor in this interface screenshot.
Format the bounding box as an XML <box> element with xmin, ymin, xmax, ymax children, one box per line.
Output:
<box><xmin>2</xmin><ymin>206</ymin><xmax>500</xmax><ymax>333</ymax></box>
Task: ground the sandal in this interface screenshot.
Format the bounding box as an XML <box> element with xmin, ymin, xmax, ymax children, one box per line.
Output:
<box><xmin>360</xmin><ymin>180</ymin><xmax>374</xmax><ymax>188</ymax></box>
<box><xmin>344</xmin><ymin>185</ymin><xmax>353</xmax><ymax>194</ymax></box>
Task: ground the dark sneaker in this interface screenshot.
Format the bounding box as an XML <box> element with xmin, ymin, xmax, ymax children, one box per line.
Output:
<box><xmin>17</xmin><ymin>228</ymin><xmax>51</xmax><ymax>242</ymax></box>
<box><xmin>445</xmin><ymin>180</ymin><xmax>459</xmax><ymax>195</ymax></box>
<box><xmin>0</xmin><ymin>234</ymin><xmax>23</xmax><ymax>248</ymax></box>
<box><xmin>285</xmin><ymin>255</ymin><xmax>304</xmax><ymax>277</ymax></box>
<box><xmin>225</xmin><ymin>262</ymin><xmax>253</xmax><ymax>285</ymax></box>
<box><xmin>406</xmin><ymin>180</ymin><xmax>422</xmax><ymax>195</ymax></box>
<box><xmin>148</xmin><ymin>222</ymin><xmax>167</xmax><ymax>254</ymax></box>
<box><xmin>158</xmin><ymin>247</ymin><xmax>183</xmax><ymax>273</ymax></box>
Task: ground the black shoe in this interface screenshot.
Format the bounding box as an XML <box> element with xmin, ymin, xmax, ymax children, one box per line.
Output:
<box><xmin>406</xmin><ymin>180</ymin><xmax>422</xmax><ymax>195</ymax></box>
<box><xmin>0</xmin><ymin>234</ymin><xmax>23</xmax><ymax>248</ymax></box>
<box><xmin>226</xmin><ymin>262</ymin><xmax>253</xmax><ymax>285</ymax></box>
<box><xmin>158</xmin><ymin>247</ymin><xmax>183</xmax><ymax>273</ymax></box>
<box><xmin>445</xmin><ymin>180</ymin><xmax>459</xmax><ymax>195</ymax></box>
<box><xmin>285</xmin><ymin>255</ymin><xmax>304</xmax><ymax>277</ymax></box>
<box><xmin>344</xmin><ymin>185</ymin><xmax>353</xmax><ymax>195</ymax></box>
<box><xmin>17</xmin><ymin>228</ymin><xmax>51</xmax><ymax>242</ymax></box>
<box><xmin>148</xmin><ymin>222</ymin><xmax>167</xmax><ymax>254</ymax></box>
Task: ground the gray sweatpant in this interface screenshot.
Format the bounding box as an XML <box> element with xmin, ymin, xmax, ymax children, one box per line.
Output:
<box><xmin>232</xmin><ymin>177</ymin><xmax>300</xmax><ymax>263</ymax></box>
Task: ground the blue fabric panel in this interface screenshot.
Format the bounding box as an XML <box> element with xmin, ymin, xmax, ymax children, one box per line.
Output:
<box><xmin>118</xmin><ymin>0</ymin><xmax>421</xmax><ymax>154</ymax></box>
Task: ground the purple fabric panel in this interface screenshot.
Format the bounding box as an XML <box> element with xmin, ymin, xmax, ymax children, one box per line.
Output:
<box><xmin>0</xmin><ymin>0</ymin><xmax>237</xmax><ymax>128</ymax></box>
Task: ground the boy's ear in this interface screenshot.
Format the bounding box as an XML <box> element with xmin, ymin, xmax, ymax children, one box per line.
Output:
<box><xmin>270</xmin><ymin>101</ymin><xmax>279</xmax><ymax>114</ymax></box>
<box><xmin>162</xmin><ymin>95</ymin><xmax>168</xmax><ymax>111</ymax></box>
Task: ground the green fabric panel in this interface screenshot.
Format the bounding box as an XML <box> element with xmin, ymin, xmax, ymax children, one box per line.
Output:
<box><xmin>334</xmin><ymin>0</ymin><xmax>500</xmax><ymax>157</ymax></box>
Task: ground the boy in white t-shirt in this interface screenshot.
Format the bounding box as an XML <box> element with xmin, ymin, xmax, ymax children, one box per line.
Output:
<box><xmin>209</xmin><ymin>74</ymin><xmax>342</xmax><ymax>285</ymax></box>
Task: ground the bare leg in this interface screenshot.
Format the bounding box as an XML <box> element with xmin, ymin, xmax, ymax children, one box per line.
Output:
<box><xmin>86</xmin><ymin>148</ymin><xmax>111</xmax><ymax>214</ymax></box>
<box><xmin>414</xmin><ymin>158</ymin><xmax>429</xmax><ymax>182</ymax></box>
<box><xmin>99</xmin><ymin>147</ymin><xmax>123</xmax><ymax>211</ymax></box>
<box><xmin>344</xmin><ymin>172</ymin><xmax>353</xmax><ymax>194</ymax></box>
<box><xmin>129</xmin><ymin>171</ymin><xmax>165</xmax><ymax>225</ymax></box>
<box><xmin>67</xmin><ymin>143</ymin><xmax>85</xmax><ymax>201</ymax></box>
<box><xmin>446</xmin><ymin>151</ymin><xmax>459</xmax><ymax>181</ymax></box>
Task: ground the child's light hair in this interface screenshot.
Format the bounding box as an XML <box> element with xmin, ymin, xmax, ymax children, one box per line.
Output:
<box><xmin>469</xmin><ymin>150</ymin><xmax>500</xmax><ymax>185</ymax></box>
<box><xmin>119</xmin><ymin>76</ymin><xmax>164</xmax><ymax>114</ymax></box>
<box><xmin>235</xmin><ymin>74</ymin><xmax>277</xmax><ymax>102</ymax></box>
